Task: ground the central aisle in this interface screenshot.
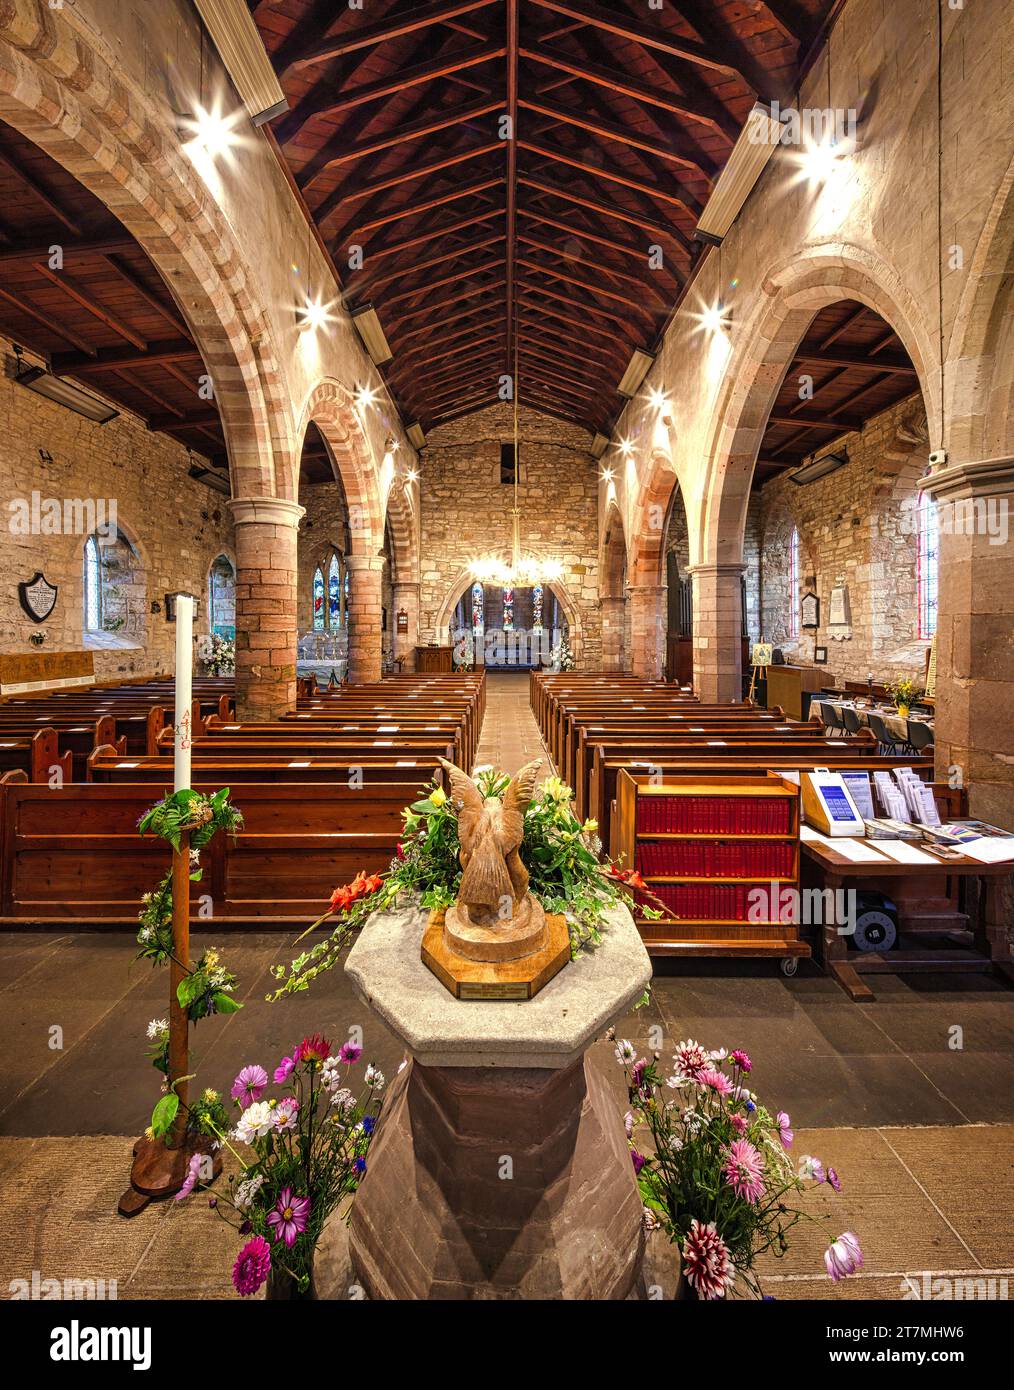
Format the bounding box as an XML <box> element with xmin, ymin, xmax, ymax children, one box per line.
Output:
<box><xmin>472</xmin><ymin>671</ymin><xmax>553</xmax><ymax>777</ymax></box>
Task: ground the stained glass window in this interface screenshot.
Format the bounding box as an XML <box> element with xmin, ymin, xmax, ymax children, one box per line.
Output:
<box><xmin>788</xmin><ymin>528</ymin><xmax>800</xmax><ymax>639</ymax></box>
<box><xmin>312</xmin><ymin>567</ymin><xmax>325</xmax><ymax>631</ymax></box>
<box><xmin>84</xmin><ymin>534</ymin><xmax>101</xmax><ymax>632</ymax></box>
<box><xmin>471</xmin><ymin>581</ymin><xmax>484</xmax><ymax>633</ymax></box>
<box><xmin>502</xmin><ymin>585</ymin><xmax>514</xmax><ymax>631</ymax></box>
<box><xmin>917</xmin><ymin>492</ymin><xmax>939</xmax><ymax>639</ymax></box>
<box><xmin>532</xmin><ymin>583</ymin><xmax>543</xmax><ymax>633</ymax></box>
<box><xmin>344</xmin><ymin>568</ymin><xmax>350</xmax><ymax>618</ymax></box>
<box><xmin>328</xmin><ymin>554</ymin><xmax>341</xmax><ymax>627</ymax></box>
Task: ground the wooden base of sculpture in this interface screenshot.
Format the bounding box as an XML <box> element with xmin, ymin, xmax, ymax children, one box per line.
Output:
<box><xmin>117</xmin><ymin>1133</ymin><xmax>223</xmax><ymax>1216</ymax></box>
<box><xmin>444</xmin><ymin>892</ymin><xmax>547</xmax><ymax>961</ymax></box>
<box><xmin>422</xmin><ymin>908</ymin><xmax>570</xmax><ymax>1000</ymax></box>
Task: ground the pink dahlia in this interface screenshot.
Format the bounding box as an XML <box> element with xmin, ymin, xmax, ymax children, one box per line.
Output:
<box><xmin>729</xmin><ymin>1112</ymin><xmax>747</xmax><ymax>1135</ymax></box>
<box><xmin>267</xmin><ymin>1187</ymin><xmax>311</xmax><ymax>1248</ymax></box>
<box><xmin>730</xmin><ymin>1049</ymin><xmax>752</xmax><ymax>1073</ymax></box>
<box><xmin>824</xmin><ymin>1231</ymin><xmax>863</xmax><ymax>1281</ymax></box>
<box><xmin>231</xmin><ymin>1064</ymin><xmax>268</xmax><ymax>1107</ymax></box>
<box><xmin>681</xmin><ymin>1218</ymin><xmax>736</xmax><ymax>1300</ymax></box>
<box><xmin>776</xmin><ymin>1110</ymin><xmax>794</xmax><ymax>1149</ymax></box>
<box><xmin>724</xmin><ymin>1138</ymin><xmax>766</xmax><ymax>1203</ymax></box>
<box><xmin>232</xmin><ymin>1235</ymin><xmax>271</xmax><ymax>1296</ymax></box>
<box><xmin>673</xmin><ymin>1039</ymin><xmax>709</xmax><ymax>1079</ymax></box>
<box><xmin>699</xmin><ymin>1067</ymin><xmax>733</xmax><ymax>1098</ymax></box>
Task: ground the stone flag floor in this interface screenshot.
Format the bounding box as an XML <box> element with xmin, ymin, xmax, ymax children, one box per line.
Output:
<box><xmin>1</xmin><ymin>673</ymin><xmax>1012</xmax><ymax>1299</ymax></box>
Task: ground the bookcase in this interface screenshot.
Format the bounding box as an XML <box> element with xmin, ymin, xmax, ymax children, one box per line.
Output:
<box><xmin>612</xmin><ymin>770</ymin><xmax>809</xmax><ymax>972</ymax></box>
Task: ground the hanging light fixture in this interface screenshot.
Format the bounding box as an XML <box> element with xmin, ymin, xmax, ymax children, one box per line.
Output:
<box><xmin>469</xmin><ymin>319</ymin><xmax>565</xmax><ymax>587</ymax></box>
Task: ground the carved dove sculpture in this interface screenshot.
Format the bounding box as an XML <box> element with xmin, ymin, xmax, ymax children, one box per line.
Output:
<box><xmin>438</xmin><ymin>757</ymin><xmax>542</xmax><ymax>928</ymax></box>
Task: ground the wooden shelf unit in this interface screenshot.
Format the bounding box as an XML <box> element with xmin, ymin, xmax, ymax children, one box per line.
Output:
<box><xmin>613</xmin><ymin>770</ymin><xmax>810</xmax><ymax>964</ymax></box>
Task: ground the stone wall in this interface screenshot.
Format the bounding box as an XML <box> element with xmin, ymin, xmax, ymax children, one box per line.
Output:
<box><xmin>0</xmin><ymin>338</ymin><xmax>233</xmax><ymax>682</ymax></box>
<box><xmin>755</xmin><ymin>395</ymin><xmax>931</xmax><ymax>684</ymax></box>
<box><xmin>417</xmin><ymin>404</ymin><xmax>602</xmax><ymax>665</ymax></box>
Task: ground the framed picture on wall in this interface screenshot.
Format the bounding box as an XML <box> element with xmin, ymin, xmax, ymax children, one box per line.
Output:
<box><xmin>814</xmin><ymin>646</ymin><xmax>828</xmax><ymax>664</ymax></box>
<box><xmin>801</xmin><ymin>591</ymin><xmax>820</xmax><ymax>630</ymax></box>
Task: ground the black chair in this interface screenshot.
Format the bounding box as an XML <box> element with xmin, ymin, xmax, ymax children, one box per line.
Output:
<box><xmin>867</xmin><ymin>711</ymin><xmax>899</xmax><ymax>755</ymax></box>
<box><xmin>822</xmin><ymin>702</ymin><xmax>847</xmax><ymax>737</ymax></box>
<box><xmin>908</xmin><ymin>719</ymin><xmax>935</xmax><ymax>754</ymax></box>
<box><xmin>841</xmin><ymin>706</ymin><xmax>864</xmax><ymax>737</ymax></box>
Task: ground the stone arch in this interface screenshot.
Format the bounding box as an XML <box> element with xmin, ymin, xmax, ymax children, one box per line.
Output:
<box><xmin>599</xmin><ymin>498</ymin><xmax>629</xmax><ymax>673</ymax></box>
<box><xmin>699</xmin><ymin>243</ymin><xmax>940</xmax><ymax>567</ymax></box>
<box><xmin>296</xmin><ymin>381</ymin><xmax>385</xmax><ymax>558</ymax></box>
<box><xmin>946</xmin><ymin>149</ymin><xmax>1014</xmax><ymax>461</ymax></box>
<box><xmin>434</xmin><ymin>566</ymin><xmax>585</xmax><ymax>661</ymax></box>
<box><xmin>383</xmin><ymin>477</ymin><xmax>421</xmax><ymax>587</ymax></box>
<box><xmin>629</xmin><ymin>452</ymin><xmax>686</xmax><ymax>586</ymax></box>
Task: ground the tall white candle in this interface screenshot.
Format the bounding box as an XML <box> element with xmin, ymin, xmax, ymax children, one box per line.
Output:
<box><xmin>173</xmin><ymin>593</ymin><xmax>194</xmax><ymax>792</ymax></box>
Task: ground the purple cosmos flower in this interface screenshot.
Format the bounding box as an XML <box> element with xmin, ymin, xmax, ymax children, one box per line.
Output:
<box><xmin>232</xmin><ymin>1235</ymin><xmax>271</xmax><ymax>1296</ymax></box>
<box><xmin>274</xmin><ymin>1056</ymin><xmax>295</xmax><ymax>1084</ymax></box>
<box><xmin>623</xmin><ymin>1110</ymin><xmax>634</xmax><ymax>1139</ymax></box>
<box><xmin>825</xmin><ymin>1231</ymin><xmax>863</xmax><ymax>1280</ymax></box>
<box><xmin>339</xmin><ymin>1041</ymin><xmax>362</xmax><ymax>1064</ymax></box>
<box><xmin>630</xmin><ymin>1149</ymin><xmax>646</xmax><ymax>1175</ymax></box>
<box><xmin>231</xmin><ymin>1064</ymin><xmax>268</xmax><ymax>1107</ymax></box>
<box><xmin>266</xmin><ymin>1187</ymin><xmax>311</xmax><ymax>1248</ymax></box>
<box><xmin>826</xmin><ymin>1167</ymin><xmax>842</xmax><ymax>1192</ymax></box>
<box><xmin>174</xmin><ymin>1152</ymin><xmax>205</xmax><ymax>1202</ymax></box>
<box><xmin>776</xmin><ymin>1111</ymin><xmax>794</xmax><ymax>1149</ymax></box>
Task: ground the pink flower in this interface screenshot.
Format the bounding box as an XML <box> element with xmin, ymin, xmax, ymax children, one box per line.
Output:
<box><xmin>339</xmin><ymin>1041</ymin><xmax>362</xmax><ymax>1064</ymax></box>
<box><xmin>681</xmin><ymin>1219</ymin><xmax>736</xmax><ymax>1300</ymax></box>
<box><xmin>724</xmin><ymin>1138</ymin><xmax>766</xmax><ymax>1203</ymax></box>
<box><xmin>730</xmin><ymin>1049</ymin><xmax>752</xmax><ymax>1073</ymax></box>
<box><xmin>266</xmin><ymin>1187</ymin><xmax>311</xmax><ymax>1248</ymax></box>
<box><xmin>274</xmin><ymin>1056</ymin><xmax>294</xmax><ymax>1084</ymax></box>
<box><xmin>232</xmin><ymin>1235</ymin><xmax>271</xmax><ymax>1296</ymax></box>
<box><xmin>699</xmin><ymin>1067</ymin><xmax>733</xmax><ymax>1098</ymax></box>
<box><xmin>776</xmin><ymin>1111</ymin><xmax>793</xmax><ymax>1149</ymax></box>
<box><xmin>231</xmin><ymin>1064</ymin><xmax>268</xmax><ymax>1107</ymax></box>
<box><xmin>623</xmin><ymin>1110</ymin><xmax>634</xmax><ymax>1139</ymax></box>
<box><xmin>174</xmin><ymin>1152</ymin><xmax>205</xmax><ymax>1202</ymax></box>
<box><xmin>729</xmin><ymin>1112</ymin><xmax>747</xmax><ymax>1134</ymax></box>
<box><xmin>825</xmin><ymin>1231</ymin><xmax>863</xmax><ymax>1281</ymax></box>
<box><xmin>673</xmin><ymin>1039</ymin><xmax>708</xmax><ymax>1079</ymax></box>
<box><xmin>274</xmin><ymin>1097</ymin><xmax>299</xmax><ymax>1133</ymax></box>
<box><xmin>630</xmin><ymin>1149</ymin><xmax>646</xmax><ymax>1175</ymax></box>
<box><xmin>826</xmin><ymin>1167</ymin><xmax>842</xmax><ymax>1192</ymax></box>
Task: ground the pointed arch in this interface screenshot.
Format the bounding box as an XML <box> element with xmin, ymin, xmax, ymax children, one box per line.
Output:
<box><xmin>296</xmin><ymin>381</ymin><xmax>385</xmax><ymax>557</ymax></box>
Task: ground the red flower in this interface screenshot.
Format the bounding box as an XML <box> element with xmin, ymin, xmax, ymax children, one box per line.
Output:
<box><xmin>329</xmin><ymin>884</ymin><xmax>353</xmax><ymax>913</ymax></box>
<box><xmin>293</xmin><ymin>1033</ymin><xmax>332</xmax><ymax>1064</ymax></box>
<box><xmin>627</xmin><ymin>872</ymin><xmax>648</xmax><ymax>892</ymax></box>
<box><xmin>363</xmin><ymin>873</ymin><xmax>383</xmax><ymax>895</ymax></box>
<box><xmin>330</xmin><ymin>870</ymin><xmax>384</xmax><ymax>915</ymax></box>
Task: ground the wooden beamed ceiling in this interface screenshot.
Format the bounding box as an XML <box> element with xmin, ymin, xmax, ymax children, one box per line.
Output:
<box><xmin>0</xmin><ymin>121</ymin><xmax>228</xmax><ymax>468</ymax></box>
<box><xmin>253</xmin><ymin>0</ymin><xmax>841</xmax><ymax>438</ymax></box>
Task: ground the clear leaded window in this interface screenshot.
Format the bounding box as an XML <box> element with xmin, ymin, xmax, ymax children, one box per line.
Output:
<box><xmin>84</xmin><ymin>534</ymin><xmax>101</xmax><ymax>632</ymax></box>
<box><xmin>788</xmin><ymin>528</ymin><xmax>800</xmax><ymax>639</ymax></box>
<box><xmin>917</xmin><ymin>492</ymin><xmax>939</xmax><ymax>639</ymax></box>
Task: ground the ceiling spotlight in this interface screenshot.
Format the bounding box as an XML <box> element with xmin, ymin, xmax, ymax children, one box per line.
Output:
<box><xmin>182</xmin><ymin>102</ymin><xmax>243</xmax><ymax>161</ymax></box>
<box><xmin>298</xmin><ymin>294</ymin><xmax>334</xmax><ymax>334</ymax></box>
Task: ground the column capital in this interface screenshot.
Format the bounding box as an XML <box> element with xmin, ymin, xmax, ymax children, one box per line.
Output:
<box><xmin>685</xmin><ymin>562</ymin><xmax>746</xmax><ymax>579</ymax></box>
<box><xmin>920</xmin><ymin>456</ymin><xmax>1014</xmax><ymax>501</ymax></box>
<box><xmin>345</xmin><ymin>552</ymin><xmax>386</xmax><ymax>573</ymax></box>
<box><xmin>626</xmin><ymin>581</ymin><xmax>667</xmax><ymax>597</ymax></box>
<box><xmin>229</xmin><ymin>496</ymin><xmax>305</xmax><ymax>527</ymax></box>
<box><xmin>392</xmin><ymin>579</ymin><xmax>421</xmax><ymax>595</ymax></box>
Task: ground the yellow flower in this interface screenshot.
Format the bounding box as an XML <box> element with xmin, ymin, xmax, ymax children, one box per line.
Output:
<box><xmin>543</xmin><ymin>775</ymin><xmax>572</xmax><ymax>803</ymax></box>
<box><xmin>430</xmin><ymin>787</ymin><xmax>447</xmax><ymax>808</ymax></box>
<box><xmin>584</xmin><ymin>819</ymin><xmax>599</xmax><ymax>834</ymax></box>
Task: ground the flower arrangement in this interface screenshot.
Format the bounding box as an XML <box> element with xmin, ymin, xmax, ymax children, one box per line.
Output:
<box><xmin>268</xmin><ymin>772</ymin><xmax>655</xmax><ymax>999</ymax></box>
<box><xmin>175</xmin><ymin>1032</ymin><xmax>384</xmax><ymax>1298</ymax></box>
<box><xmin>550</xmin><ymin>633</ymin><xmax>575</xmax><ymax>671</ymax></box>
<box><xmin>616</xmin><ymin>1036</ymin><xmax>861</xmax><ymax>1299</ymax></box>
<box><xmin>886</xmin><ymin>676</ymin><xmax>921</xmax><ymax>713</ymax></box>
<box><xmin>202</xmin><ymin>632</ymin><xmax>235</xmax><ymax>675</ymax></box>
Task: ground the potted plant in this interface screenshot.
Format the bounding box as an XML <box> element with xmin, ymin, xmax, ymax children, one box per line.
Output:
<box><xmin>615</xmin><ymin>1038</ymin><xmax>862</xmax><ymax>1299</ymax></box>
<box><xmin>887</xmin><ymin>676</ymin><xmax>920</xmax><ymax>718</ymax></box>
<box><xmin>175</xmin><ymin>1032</ymin><xmax>385</xmax><ymax>1299</ymax></box>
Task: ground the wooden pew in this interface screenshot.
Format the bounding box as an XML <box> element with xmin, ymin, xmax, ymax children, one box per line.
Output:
<box><xmin>0</xmin><ymin>714</ymin><xmax>126</xmax><ymax>778</ymax></box>
<box><xmin>87</xmin><ymin>749</ymin><xmax>444</xmax><ymax>786</ymax></box>
<box><xmin>0</xmin><ymin>728</ymin><xmax>72</xmax><ymax>784</ymax></box>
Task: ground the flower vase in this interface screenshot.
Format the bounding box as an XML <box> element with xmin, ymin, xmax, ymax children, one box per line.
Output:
<box><xmin>896</xmin><ymin>703</ymin><xmax>910</xmax><ymax>718</ymax></box>
<box><xmin>266</xmin><ymin>1261</ymin><xmax>316</xmax><ymax>1301</ymax></box>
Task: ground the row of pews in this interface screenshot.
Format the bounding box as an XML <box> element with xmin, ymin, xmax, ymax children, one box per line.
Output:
<box><xmin>531</xmin><ymin>670</ymin><xmax>947</xmax><ymax>960</ymax></box>
<box><xmin>0</xmin><ymin>672</ymin><xmax>485</xmax><ymax>926</ymax></box>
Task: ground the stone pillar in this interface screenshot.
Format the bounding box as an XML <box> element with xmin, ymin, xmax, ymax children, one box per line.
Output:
<box><xmin>391</xmin><ymin>580</ymin><xmax>420</xmax><ymax>671</ymax></box>
<box><xmin>921</xmin><ymin>458</ymin><xmax>1014</xmax><ymax>830</ymax></box>
<box><xmin>628</xmin><ymin>583</ymin><xmax>666</xmax><ymax>679</ymax></box>
<box><xmin>688</xmin><ymin>562</ymin><xmax>745</xmax><ymax>703</ymax></box>
<box><xmin>346</xmin><ymin>553</ymin><xmax>385</xmax><ymax>684</ymax></box>
<box><xmin>600</xmin><ymin>595</ymin><xmax>627</xmax><ymax>672</ymax></box>
<box><xmin>229</xmin><ymin>496</ymin><xmax>304</xmax><ymax>720</ymax></box>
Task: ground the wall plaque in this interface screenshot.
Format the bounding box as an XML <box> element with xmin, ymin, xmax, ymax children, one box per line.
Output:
<box><xmin>18</xmin><ymin>572</ymin><xmax>58</xmax><ymax>623</ymax></box>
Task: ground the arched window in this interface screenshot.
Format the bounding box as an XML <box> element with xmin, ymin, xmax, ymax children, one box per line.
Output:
<box><xmin>312</xmin><ymin>567</ymin><xmax>325</xmax><ymax>631</ymax></box>
<box><xmin>532</xmin><ymin>583</ymin><xmax>544</xmax><ymax>633</ymax></box>
<box><xmin>787</xmin><ymin>528</ymin><xmax>800</xmax><ymax>639</ymax></box>
<box><xmin>208</xmin><ymin>554</ymin><xmax>235</xmax><ymax>639</ymax></box>
<box><xmin>917</xmin><ymin>492</ymin><xmax>939</xmax><ymax>639</ymax></box>
<box><xmin>502</xmin><ymin>585</ymin><xmax>514</xmax><ymax>631</ymax></box>
<box><xmin>84</xmin><ymin>534</ymin><xmax>102</xmax><ymax>632</ymax></box>
<box><xmin>471</xmin><ymin>581</ymin><xmax>484</xmax><ymax>633</ymax></box>
<box><xmin>327</xmin><ymin>554</ymin><xmax>341</xmax><ymax>628</ymax></box>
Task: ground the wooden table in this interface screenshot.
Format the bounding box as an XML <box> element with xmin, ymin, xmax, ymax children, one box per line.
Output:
<box><xmin>802</xmin><ymin>832</ymin><xmax>1013</xmax><ymax>1001</ymax></box>
<box><xmin>416</xmin><ymin>645</ymin><xmax>453</xmax><ymax>672</ymax></box>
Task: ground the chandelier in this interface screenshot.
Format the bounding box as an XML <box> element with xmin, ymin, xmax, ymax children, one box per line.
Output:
<box><xmin>469</xmin><ymin>325</ymin><xmax>565</xmax><ymax>589</ymax></box>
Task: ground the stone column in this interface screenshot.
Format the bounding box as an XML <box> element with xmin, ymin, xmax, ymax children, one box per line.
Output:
<box><xmin>345</xmin><ymin>553</ymin><xmax>385</xmax><ymax>684</ymax></box>
<box><xmin>921</xmin><ymin>457</ymin><xmax>1014</xmax><ymax>828</ymax></box>
<box><xmin>229</xmin><ymin>496</ymin><xmax>304</xmax><ymax>720</ymax></box>
<box><xmin>688</xmin><ymin>562</ymin><xmax>745</xmax><ymax>703</ymax></box>
<box><xmin>391</xmin><ymin>580</ymin><xmax>420</xmax><ymax>671</ymax></box>
<box><xmin>599</xmin><ymin>595</ymin><xmax>627</xmax><ymax>672</ymax></box>
<box><xmin>628</xmin><ymin>583</ymin><xmax>666</xmax><ymax>679</ymax></box>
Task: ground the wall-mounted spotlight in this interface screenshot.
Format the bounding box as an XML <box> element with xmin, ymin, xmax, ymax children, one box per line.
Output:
<box><xmin>297</xmin><ymin>294</ymin><xmax>334</xmax><ymax>334</ymax></box>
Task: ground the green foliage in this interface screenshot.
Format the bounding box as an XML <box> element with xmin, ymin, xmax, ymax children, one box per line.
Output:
<box><xmin>138</xmin><ymin>786</ymin><xmax>243</xmax><ymax>854</ymax></box>
<box><xmin>176</xmin><ymin>948</ymin><xmax>243</xmax><ymax>1022</ymax></box>
<box><xmin>150</xmin><ymin>1091</ymin><xmax>179</xmax><ymax>1140</ymax></box>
